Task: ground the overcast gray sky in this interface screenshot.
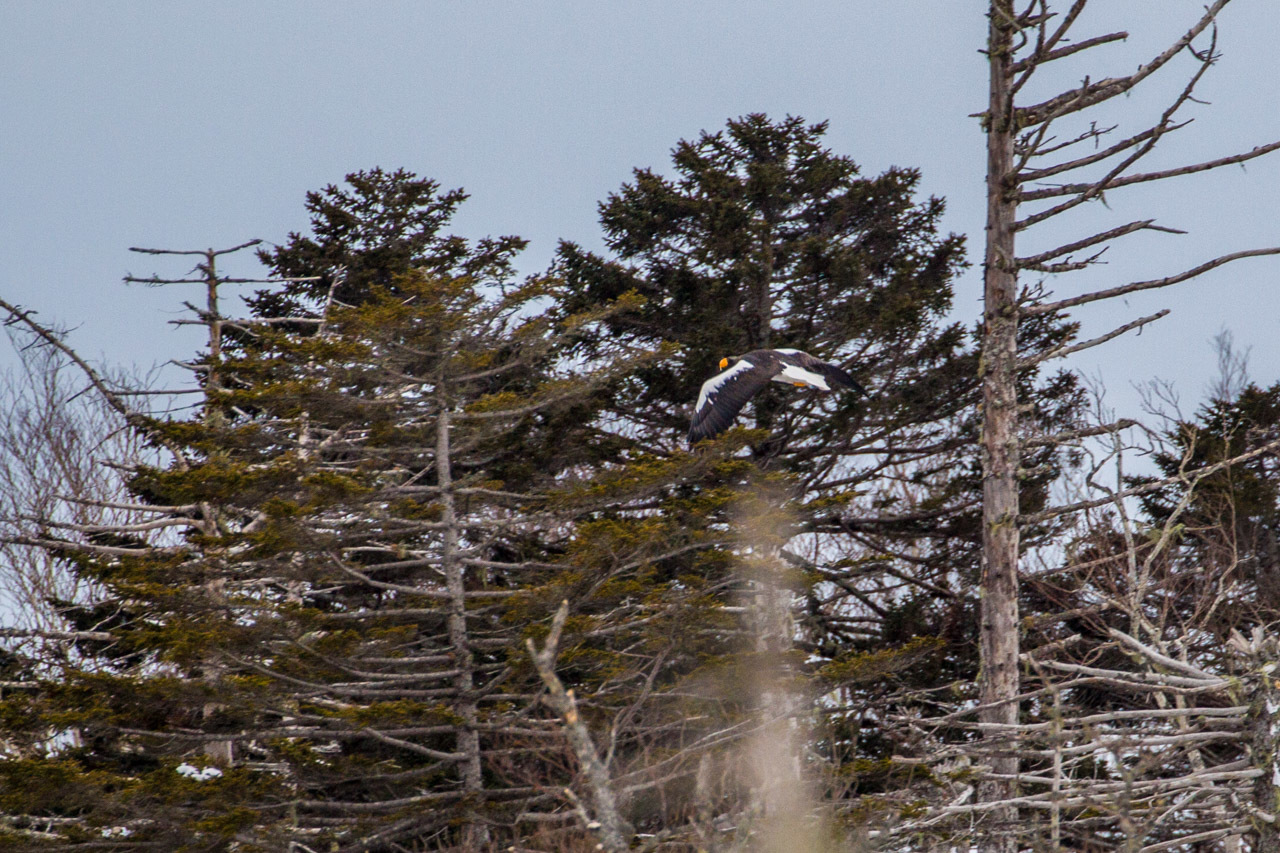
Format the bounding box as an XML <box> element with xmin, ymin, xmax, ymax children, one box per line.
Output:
<box><xmin>3</xmin><ymin>1</ymin><xmax>1278</xmax><ymax>420</ymax></box>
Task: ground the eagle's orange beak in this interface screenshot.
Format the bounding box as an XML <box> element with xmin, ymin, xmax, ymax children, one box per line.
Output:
<box><xmin>718</xmin><ymin>357</ymin><xmax>729</xmax><ymax>369</ymax></box>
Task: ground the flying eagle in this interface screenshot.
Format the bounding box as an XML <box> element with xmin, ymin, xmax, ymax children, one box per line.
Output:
<box><xmin>688</xmin><ymin>348</ymin><xmax>867</xmax><ymax>444</ymax></box>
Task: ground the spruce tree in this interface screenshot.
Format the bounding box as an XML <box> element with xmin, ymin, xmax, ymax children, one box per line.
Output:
<box><xmin>1132</xmin><ymin>383</ymin><xmax>1280</xmax><ymax>640</ymax></box>
<box><xmin>555</xmin><ymin>115</ymin><xmax>1082</xmax><ymax>727</ymax></box>
<box><xmin>249</xmin><ymin>167</ymin><xmax>526</xmax><ymax>319</ymax></box>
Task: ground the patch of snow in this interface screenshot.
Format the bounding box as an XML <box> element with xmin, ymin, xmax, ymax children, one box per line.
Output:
<box><xmin>176</xmin><ymin>763</ymin><xmax>223</xmax><ymax>781</ymax></box>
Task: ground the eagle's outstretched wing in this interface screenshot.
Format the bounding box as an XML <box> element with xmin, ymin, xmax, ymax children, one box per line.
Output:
<box><xmin>688</xmin><ymin>358</ymin><xmax>777</xmax><ymax>443</ymax></box>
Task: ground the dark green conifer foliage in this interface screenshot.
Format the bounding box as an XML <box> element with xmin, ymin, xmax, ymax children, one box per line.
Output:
<box><xmin>558</xmin><ymin>114</ymin><xmax>969</xmax><ymax>452</ymax></box>
<box><xmin>1134</xmin><ymin>384</ymin><xmax>1280</xmax><ymax>638</ymax></box>
<box><xmin>556</xmin><ymin>115</ymin><xmax>1083</xmax><ymax>713</ymax></box>
<box><xmin>249</xmin><ymin>168</ymin><xmax>526</xmax><ymax>319</ymax></box>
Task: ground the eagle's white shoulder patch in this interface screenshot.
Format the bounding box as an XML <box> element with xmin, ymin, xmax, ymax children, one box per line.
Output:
<box><xmin>697</xmin><ymin>359</ymin><xmax>755</xmax><ymax>410</ymax></box>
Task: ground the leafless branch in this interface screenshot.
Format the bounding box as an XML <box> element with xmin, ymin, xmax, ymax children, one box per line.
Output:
<box><xmin>1026</xmin><ymin>247</ymin><xmax>1280</xmax><ymax>315</ymax></box>
<box><xmin>0</xmin><ymin>627</ymin><xmax>113</xmax><ymax>642</ymax></box>
<box><xmin>127</xmin><ymin>240</ymin><xmax>263</xmax><ymax>257</ymax></box>
<box><xmin>1020</xmin><ymin>310</ymin><xmax>1169</xmax><ymax>368</ymax></box>
<box><xmin>1019</xmin><ymin>121</ymin><xmax>1185</xmax><ymax>183</ymax></box>
<box><xmin>1025</xmin><ymin>433</ymin><xmax>1280</xmax><ymax>524</ymax></box>
<box><xmin>526</xmin><ymin>601</ymin><xmax>632</xmax><ymax>852</ymax></box>
<box><xmin>1023</xmin><ymin>418</ymin><xmax>1138</xmax><ymax>447</ymax></box>
<box><xmin>1015</xmin><ymin>0</ymin><xmax>1229</xmax><ymax>127</ymax></box>
<box><xmin>1023</xmin><ymin>139</ymin><xmax>1280</xmax><ymax>201</ymax></box>
<box><xmin>0</xmin><ymin>297</ymin><xmax>188</xmax><ymax>469</ymax></box>
<box><xmin>1013</xmin><ymin>30</ymin><xmax>1128</xmax><ymax>73</ymax></box>
<box><xmin>1017</xmin><ymin>220</ymin><xmax>1180</xmax><ymax>269</ymax></box>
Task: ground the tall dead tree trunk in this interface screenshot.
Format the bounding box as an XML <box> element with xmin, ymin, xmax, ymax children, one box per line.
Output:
<box><xmin>966</xmin><ymin>0</ymin><xmax>1280</xmax><ymax>847</ymax></box>
<box><xmin>978</xmin><ymin>1</ymin><xmax>1021</xmax><ymax>836</ymax></box>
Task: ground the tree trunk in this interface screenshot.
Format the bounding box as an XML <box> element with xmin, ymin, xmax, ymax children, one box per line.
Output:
<box><xmin>979</xmin><ymin>2</ymin><xmax>1021</xmax><ymax>846</ymax></box>
<box><xmin>199</xmin><ymin>249</ymin><xmax>233</xmax><ymax>766</ymax></box>
<box><xmin>437</xmin><ymin>404</ymin><xmax>488</xmax><ymax>849</ymax></box>
<box><xmin>1249</xmin><ymin>670</ymin><xmax>1280</xmax><ymax>849</ymax></box>
<box><xmin>747</xmin><ymin>552</ymin><xmax>818</xmax><ymax>853</ymax></box>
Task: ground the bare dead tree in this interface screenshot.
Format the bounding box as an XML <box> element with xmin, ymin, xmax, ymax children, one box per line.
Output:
<box><xmin>977</xmin><ymin>0</ymin><xmax>1280</xmax><ymax>846</ymax></box>
<box><xmin>0</xmin><ymin>335</ymin><xmax>124</xmax><ymax>624</ymax></box>
<box><xmin>897</xmin><ymin>422</ymin><xmax>1280</xmax><ymax>849</ymax></box>
<box><xmin>0</xmin><ymin>330</ymin><xmax>158</xmax><ymax>709</ymax></box>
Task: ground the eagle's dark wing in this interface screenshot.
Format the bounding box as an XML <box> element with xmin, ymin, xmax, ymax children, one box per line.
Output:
<box><xmin>688</xmin><ymin>358</ymin><xmax>777</xmax><ymax>443</ymax></box>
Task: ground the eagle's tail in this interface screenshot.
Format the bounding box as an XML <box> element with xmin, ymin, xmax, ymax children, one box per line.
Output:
<box><xmin>820</xmin><ymin>363</ymin><xmax>868</xmax><ymax>397</ymax></box>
